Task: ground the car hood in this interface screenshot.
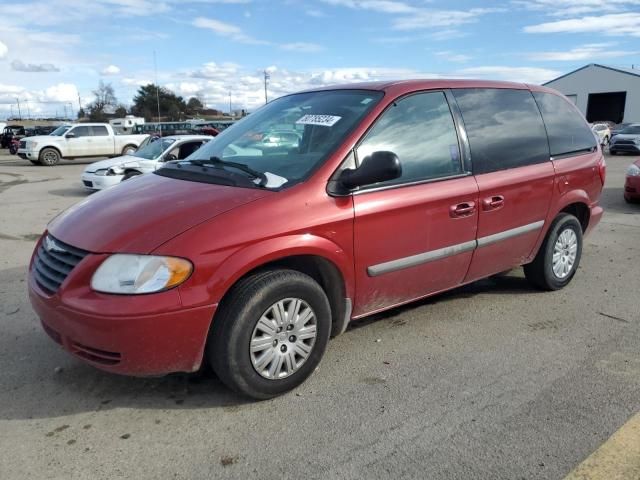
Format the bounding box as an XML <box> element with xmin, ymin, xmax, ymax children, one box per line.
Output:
<box><xmin>612</xmin><ymin>134</ymin><xmax>640</xmax><ymax>141</ymax></box>
<box><xmin>84</xmin><ymin>155</ymin><xmax>153</xmax><ymax>172</ymax></box>
<box><xmin>23</xmin><ymin>135</ymin><xmax>58</xmax><ymax>143</ymax></box>
<box><xmin>48</xmin><ymin>173</ymin><xmax>271</xmax><ymax>253</ymax></box>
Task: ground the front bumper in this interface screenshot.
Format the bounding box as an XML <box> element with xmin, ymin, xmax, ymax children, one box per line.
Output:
<box><xmin>28</xmin><ymin>255</ymin><xmax>216</xmax><ymax>376</ymax></box>
<box><xmin>610</xmin><ymin>143</ymin><xmax>640</xmax><ymax>154</ymax></box>
<box><xmin>81</xmin><ymin>172</ymin><xmax>123</xmax><ymax>191</ymax></box>
<box><xmin>625</xmin><ymin>175</ymin><xmax>640</xmax><ymax>201</ymax></box>
<box><xmin>17</xmin><ymin>148</ymin><xmax>38</xmax><ymax>160</ymax></box>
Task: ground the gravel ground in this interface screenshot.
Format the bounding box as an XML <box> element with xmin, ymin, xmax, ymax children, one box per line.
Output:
<box><xmin>0</xmin><ymin>151</ymin><xmax>638</xmax><ymax>480</ymax></box>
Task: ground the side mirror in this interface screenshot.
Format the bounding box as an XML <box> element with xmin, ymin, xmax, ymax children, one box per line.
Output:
<box><xmin>339</xmin><ymin>151</ymin><xmax>402</xmax><ymax>190</ymax></box>
<box><xmin>65</xmin><ymin>132</ymin><xmax>75</xmax><ymax>138</ymax></box>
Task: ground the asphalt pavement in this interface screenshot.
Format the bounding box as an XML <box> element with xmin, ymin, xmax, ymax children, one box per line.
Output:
<box><xmin>0</xmin><ymin>151</ymin><xmax>638</xmax><ymax>479</ymax></box>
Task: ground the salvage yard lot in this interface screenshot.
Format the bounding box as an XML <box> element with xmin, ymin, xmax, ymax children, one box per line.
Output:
<box><xmin>0</xmin><ymin>152</ymin><xmax>639</xmax><ymax>479</ymax></box>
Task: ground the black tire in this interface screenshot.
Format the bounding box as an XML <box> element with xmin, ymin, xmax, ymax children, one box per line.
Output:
<box><xmin>122</xmin><ymin>144</ymin><xmax>137</xmax><ymax>155</ymax></box>
<box><xmin>610</xmin><ymin>150</ymin><xmax>617</xmax><ymax>156</ymax></box>
<box><xmin>39</xmin><ymin>147</ymin><xmax>61</xmax><ymax>166</ymax></box>
<box><xmin>208</xmin><ymin>269</ymin><xmax>332</xmax><ymax>400</ymax></box>
<box><xmin>122</xmin><ymin>171</ymin><xmax>141</xmax><ymax>181</ymax></box>
<box><xmin>524</xmin><ymin>213</ymin><xmax>583</xmax><ymax>291</ymax></box>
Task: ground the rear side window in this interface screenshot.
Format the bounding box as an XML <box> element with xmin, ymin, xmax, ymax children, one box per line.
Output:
<box><xmin>90</xmin><ymin>126</ymin><xmax>109</xmax><ymax>136</ymax></box>
<box><xmin>533</xmin><ymin>92</ymin><xmax>596</xmax><ymax>157</ymax></box>
<box><xmin>356</xmin><ymin>91</ymin><xmax>462</xmax><ymax>187</ymax></box>
<box><xmin>452</xmin><ymin>88</ymin><xmax>549</xmax><ymax>174</ymax></box>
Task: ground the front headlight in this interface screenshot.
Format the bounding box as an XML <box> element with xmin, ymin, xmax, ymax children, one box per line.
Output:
<box><xmin>627</xmin><ymin>164</ymin><xmax>640</xmax><ymax>177</ymax></box>
<box><xmin>91</xmin><ymin>254</ymin><xmax>193</xmax><ymax>294</ymax></box>
<box><xmin>27</xmin><ymin>141</ymin><xmax>38</xmax><ymax>149</ymax></box>
<box><xmin>93</xmin><ymin>167</ymin><xmax>123</xmax><ymax>176</ymax></box>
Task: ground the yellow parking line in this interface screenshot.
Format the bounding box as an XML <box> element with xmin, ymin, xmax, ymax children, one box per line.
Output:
<box><xmin>563</xmin><ymin>412</ymin><xmax>640</xmax><ymax>480</ymax></box>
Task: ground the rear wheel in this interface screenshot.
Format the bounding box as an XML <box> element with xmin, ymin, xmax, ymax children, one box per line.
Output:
<box><xmin>208</xmin><ymin>269</ymin><xmax>332</xmax><ymax>399</ymax></box>
<box><xmin>122</xmin><ymin>144</ymin><xmax>137</xmax><ymax>155</ymax></box>
<box><xmin>39</xmin><ymin>148</ymin><xmax>60</xmax><ymax>166</ymax></box>
<box><xmin>524</xmin><ymin>213</ymin><xmax>583</xmax><ymax>291</ymax></box>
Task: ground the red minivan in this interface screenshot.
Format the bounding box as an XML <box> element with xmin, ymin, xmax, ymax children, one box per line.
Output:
<box><xmin>29</xmin><ymin>80</ymin><xmax>604</xmax><ymax>399</ymax></box>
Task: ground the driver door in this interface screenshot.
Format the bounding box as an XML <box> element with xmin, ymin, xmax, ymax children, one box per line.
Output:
<box><xmin>352</xmin><ymin>91</ymin><xmax>479</xmax><ymax>317</ymax></box>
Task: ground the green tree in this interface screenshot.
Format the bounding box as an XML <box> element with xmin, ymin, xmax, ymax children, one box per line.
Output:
<box><xmin>115</xmin><ymin>105</ymin><xmax>128</xmax><ymax>117</ymax></box>
<box><xmin>131</xmin><ymin>84</ymin><xmax>187</xmax><ymax>121</ymax></box>
<box><xmin>78</xmin><ymin>107</ymin><xmax>86</xmax><ymax>119</ymax></box>
<box><xmin>186</xmin><ymin>97</ymin><xmax>204</xmax><ymax>116</ymax></box>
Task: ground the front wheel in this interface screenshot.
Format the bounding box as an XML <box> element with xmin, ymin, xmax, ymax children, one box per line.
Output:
<box><xmin>39</xmin><ymin>148</ymin><xmax>61</xmax><ymax>166</ymax></box>
<box><xmin>524</xmin><ymin>213</ymin><xmax>583</xmax><ymax>291</ymax></box>
<box><xmin>208</xmin><ymin>269</ymin><xmax>332</xmax><ymax>399</ymax></box>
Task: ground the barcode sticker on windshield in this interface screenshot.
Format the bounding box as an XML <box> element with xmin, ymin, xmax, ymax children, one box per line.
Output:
<box><xmin>296</xmin><ymin>115</ymin><xmax>342</xmax><ymax>127</ymax></box>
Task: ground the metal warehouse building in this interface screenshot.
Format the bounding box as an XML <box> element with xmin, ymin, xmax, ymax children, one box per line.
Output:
<box><xmin>543</xmin><ymin>63</ymin><xmax>640</xmax><ymax>124</ymax></box>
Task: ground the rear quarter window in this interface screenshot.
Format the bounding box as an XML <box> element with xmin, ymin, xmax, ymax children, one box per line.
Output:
<box><xmin>533</xmin><ymin>92</ymin><xmax>596</xmax><ymax>157</ymax></box>
<box><xmin>452</xmin><ymin>88</ymin><xmax>549</xmax><ymax>174</ymax></box>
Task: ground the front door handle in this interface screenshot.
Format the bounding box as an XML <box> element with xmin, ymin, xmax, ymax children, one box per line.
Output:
<box><xmin>482</xmin><ymin>195</ymin><xmax>505</xmax><ymax>211</ymax></box>
<box><xmin>450</xmin><ymin>201</ymin><xmax>476</xmax><ymax>218</ymax></box>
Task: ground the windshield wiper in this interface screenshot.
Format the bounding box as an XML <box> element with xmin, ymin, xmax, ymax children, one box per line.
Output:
<box><xmin>187</xmin><ymin>156</ymin><xmax>267</xmax><ymax>186</ymax></box>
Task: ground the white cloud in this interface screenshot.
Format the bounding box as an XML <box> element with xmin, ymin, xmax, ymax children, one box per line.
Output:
<box><xmin>455</xmin><ymin>66</ymin><xmax>562</xmax><ymax>84</ymax></box>
<box><xmin>435</xmin><ymin>51</ymin><xmax>471</xmax><ymax>63</ymax></box>
<box><xmin>321</xmin><ymin>0</ymin><xmax>417</xmax><ymax>14</ymax></box>
<box><xmin>393</xmin><ymin>8</ymin><xmax>502</xmax><ymax>30</ymax></box>
<box><xmin>101</xmin><ymin>65</ymin><xmax>121</xmax><ymax>75</ymax></box>
<box><xmin>524</xmin><ymin>13</ymin><xmax>640</xmax><ymax>36</ymax></box>
<box><xmin>280</xmin><ymin>42</ymin><xmax>325</xmax><ymax>53</ymax></box>
<box><xmin>513</xmin><ymin>0</ymin><xmax>640</xmax><ymax>17</ymax></box>
<box><xmin>0</xmin><ymin>41</ymin><xmax>7</xmax><ymax>59</ymax></box>
<box><xmin>11</xmin><ymin>60</ymin><xmax>60</xmax><ymax>72</ymax></box>
<box><xmin>528</xmin><ymin>43</ymin><xmax>637</xmax><ymax>61</ymax></box>
<box><xmin>192</xmin><ymin>17</ymin><xmax>268</xmax><ymax>44</ymax></box>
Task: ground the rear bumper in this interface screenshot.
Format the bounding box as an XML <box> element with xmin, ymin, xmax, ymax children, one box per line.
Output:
<box><xmin>29</xmin><ymin>272</ymin><xmax>217</xmax><ymax>376</ymax></box>
<box><xmin>625</xmin><ymin>175</ymin><xmax>640</xmax><ymax>200</ymax></box>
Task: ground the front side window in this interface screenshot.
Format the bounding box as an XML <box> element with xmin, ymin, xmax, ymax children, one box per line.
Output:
<box><xmin>355</xmin><ymin>91</ymin><xmax>462</xmax><ymax>188</ymax></box>
<box><xmin>70</xmin><ymin>126</ymin><xmax>90</xmax><ymax>137</ymax></box>
<box><xmin>533</xmin><ymin>92</ymin><xmax>596</xmax><ymax>157</ymax></box>
<box><xmin>158</xmin><ymin>89</ymin><xmax>383</xmax><ymax>189</ymax></box>
<box><xmin>453</xmin><ymin>88</ymin><xmax>549</xmax><ymax>174</ymax></box>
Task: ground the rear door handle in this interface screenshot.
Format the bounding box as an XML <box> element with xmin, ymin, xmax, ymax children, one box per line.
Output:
<box><xmin>450</xmin><ymin>201</ymin><xmax>476</xmax><ymax>218</ymax></box>
<box><xmin>482</xmin><ymin>195</ymin><xmax>505</xmax><ymax>211</ymax></box>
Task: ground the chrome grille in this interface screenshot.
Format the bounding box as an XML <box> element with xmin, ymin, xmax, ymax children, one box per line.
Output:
<box><xmin>19</xmin><ymin>140</ymin><xmax>26</xmax><ymax>149</ymax></box>
<box><xmin>33</xmin><ymin>235</ymin><xmax>88</xmax><ymax>293</ymax></box>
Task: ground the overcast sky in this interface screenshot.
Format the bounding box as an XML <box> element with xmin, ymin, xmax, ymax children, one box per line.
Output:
<box><xmin>0</xmin><ymin>0</ymin><xmax>639</xmax><ymax>118</ymax></box>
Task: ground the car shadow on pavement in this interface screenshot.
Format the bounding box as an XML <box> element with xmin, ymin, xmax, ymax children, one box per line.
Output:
<box><xmin>48</xmin><ymin>187</ymin><xmax>90</xmax><ymax>197</ymax></box>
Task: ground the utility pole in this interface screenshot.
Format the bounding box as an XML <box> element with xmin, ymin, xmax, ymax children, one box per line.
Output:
<box><xmin>263</xmin><ymin>70</ymin><xmax>270</xmax><ymax>104</ymax></box>
<box><xmin>229</xmin><ymin>91</ymin><xmax>232</xmax><ymax>117</ymax></box>
<box><xmin>78</xmin><ymin>92</ymin><xmax>82</xmax><ymax>115</ymax></box>
<box><xmin>153</xmin><ymin>50</ymin><xmax>162</xmax><ymax>134</ymax></box>
<box><xmin>16</xmin><ymin>98</ymin><xmax>22</xmax><ymax>120</ymax></box>
<box><xmin>63</xmin><ymin>104</ymin><xmax>67</xmax><ymax>120</ymax></box>
<box><xmin>10</xmin><ymin>105</ymin><xmax>13</xmax><ymax>119</ymax></box>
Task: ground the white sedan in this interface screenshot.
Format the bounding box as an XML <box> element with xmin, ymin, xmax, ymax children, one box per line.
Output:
<box><xmin>590</xmin><ymin>123</ymin><xmax>611</xmax><ymax>146</ymax></box>
<box><xmin>81</xmin><ymin>135</ymin><xmax>211</xmax><ymax>191</ymax></box>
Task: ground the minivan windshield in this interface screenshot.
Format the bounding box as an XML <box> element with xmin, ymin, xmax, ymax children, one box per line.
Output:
<box><xmin>133</xmin><ymin>138</ymin><xmax>176</xmax><ymax>159</ymax></box>
<box><xmin>157</xmin><ymin>89</ymin><xmax>383</xmax><ymax>189</ymax></box>
<box><xmin>50</xmin><ymin>125</ymin><xmax>71</xmax><ymax>136</ymax></box>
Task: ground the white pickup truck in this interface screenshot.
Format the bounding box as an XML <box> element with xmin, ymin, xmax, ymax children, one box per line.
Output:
<box><xmin>17</xmin><ymin>123</ymin><xmax>148</xmax><ymax>166</ymax></box>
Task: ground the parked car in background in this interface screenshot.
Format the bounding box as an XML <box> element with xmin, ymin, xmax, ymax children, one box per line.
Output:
<box><xmin>244</xmin><ymin>129</ymin><xmax>302</xmax><ymax>153</ymax></box>
<box><xmin>17</xmin><ymin>123</ymin><xmax>148</xmax><ymax>165</ymax></box>
<box><xmin>590</xmin><ymin>123</ymin><xmax>611</xmax><ymax>146</ymax></box>
<box><xmin>1</xmin><ymin>125</ymin><xmax>26</xmax><ymax>148</ymax></box>
<box><xmin>133</xmin><ymin>122</ymin><xmax>193</xmax><ymax>136</ymax></box>
<box><xmin>611</xmin><ymin>123</ymin><xmax>631</xmax><ymax>139</ymax></box>
<box><xmin>28</xmin><ymin>80</ymin><xmax>604</xmax><ymax>399</ymax></box>
<box><xmin>81</xmin><ymin>135</ymin><xmax>211</xmax><ymax>190</ymax></box>
<box><xmin>609</xmin><ymin>124</ymin><xmax>640</xmax><ymax>155</ymax></box>
<box><xmin>625</xmin><ymin>159</ymin><xmax>640</xmax><ymax>203</ymax></box>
